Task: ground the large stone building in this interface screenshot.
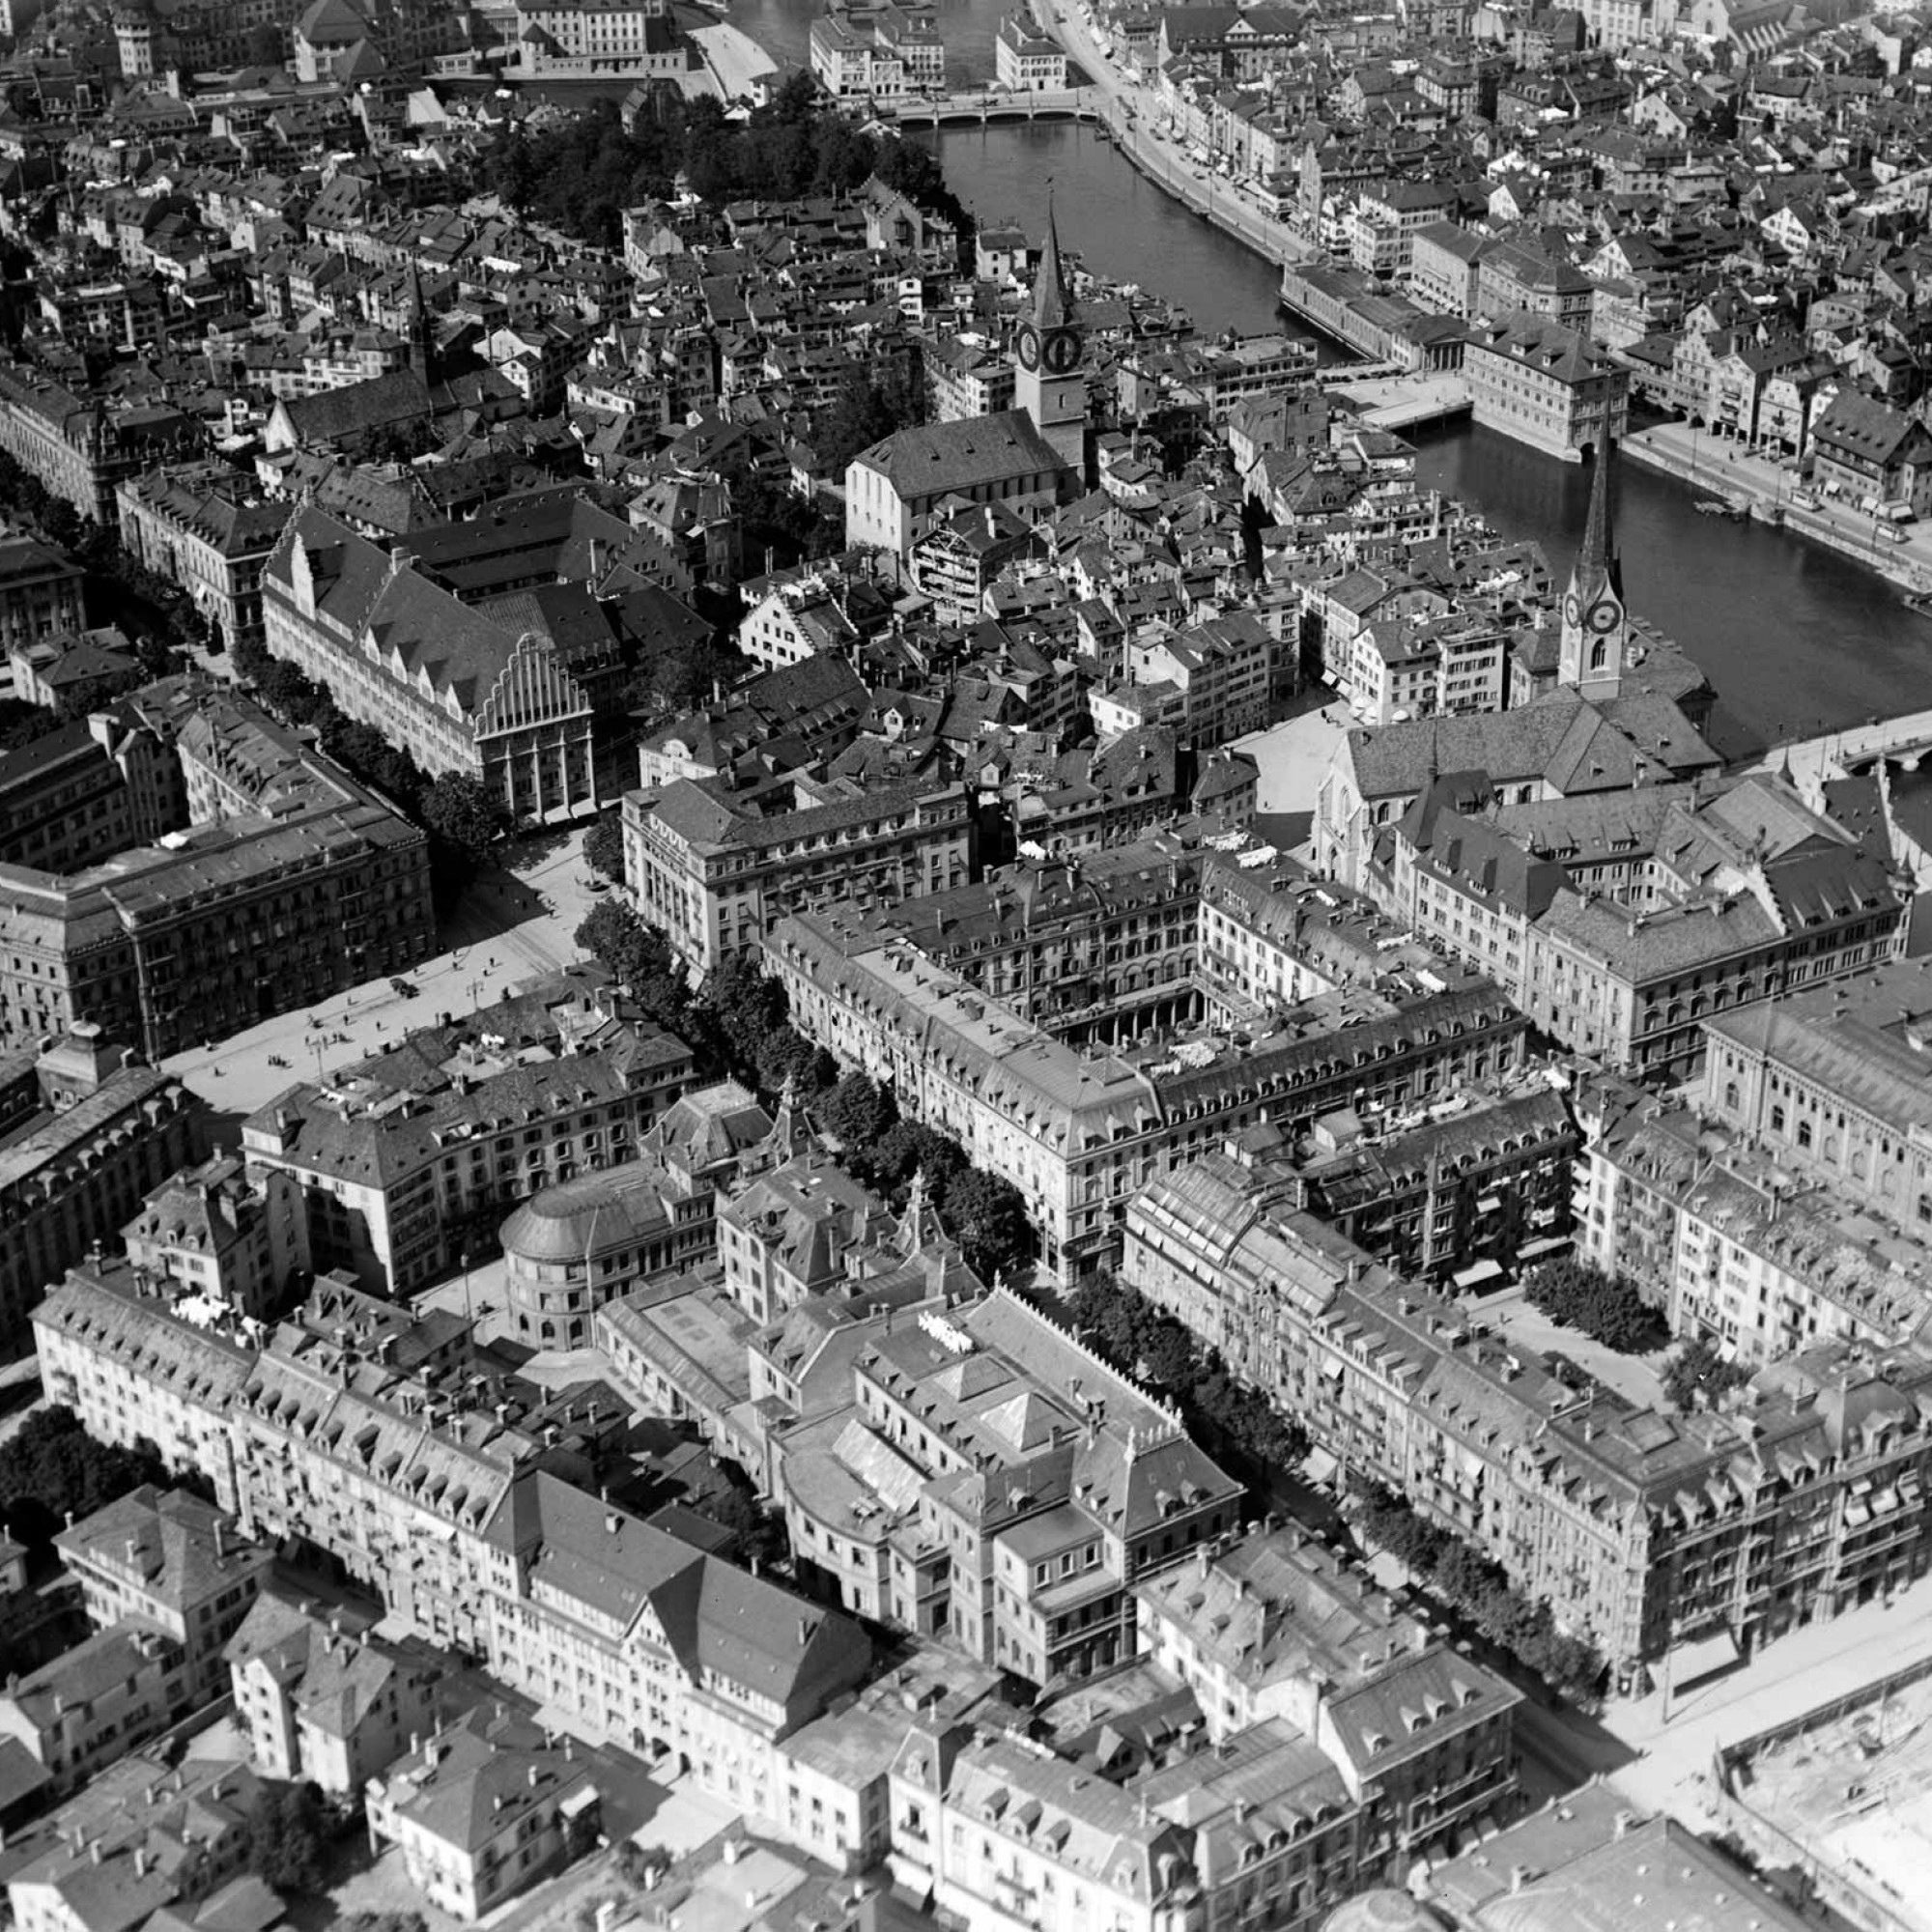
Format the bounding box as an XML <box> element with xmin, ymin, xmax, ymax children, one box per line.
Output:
<box><xmin>0</xmin><ymin>1027</ymin><xmax>203</xmax><ymax>1350</ymax></box>
<box><xmin>0</xmin><ymin>364</ymin><xmax>196</xmax><ymax>523</ymax></box>
<box><xmin>1125</xmin><ymin>1151</ymin><xmax>1932</xmax><ymax>1682</ymax></box>
<box><xmin>497</xmin><ymin>1080</ymin><xmax>773</xmax><ymax>1347</ymax></box>
<box><xmin>0</xmin><ymin>527</ymin><xmax>85</xmax><ymax>662</ymax></box>
<box><xmin>853</xmin><ymin>836</ymin><xmax>1203</xmax><ymax>1044</ymax></box>
<box><xmin>261</xmin><ymin>507</ymin><xmax>600</xmax><ymax>824</ymax></box>
<box><xmin>116</xmin><ymin>468</ymin><xmax>292</xmax><ymax>657</ymax></box>
<box><xmin>622</xmin><ymin>772</ymin><xmax>972</xmax><ymax>976</ymax></box>
<box><xmin>0</xmin><ymin>689</ymin><xmax>435</xmax><ymax>1059</ymax></box>
<box><xmin>761</xmin><ymin>1284</ymin><xmax>1245</xmax><ymax>1675</ymax></box>
<box><xmin>0</xmin><ymin>724</ymin><xmax>134</xmax><ymax>874</ymax></box>
<box><xmin>226</xmin><ymin>1588</ymin><xmax>441</xmax><ymax>1797</ymax></box>
<box><xmin>55</xmin><ymin>1486</ymin><xmax>272</xmax><ymax>1710</ymax></box>
<box><xmin>242</xmin><ymin>968</ymin><xmax>695</xmax><ymax>1297</ymax></box>
<box><xmin>1380</xmin><ymin>768</ymin><xmax>1909</xmax><ymax>1082</ymax></box>
<box><xmin>766</xmin><ymin>903</ymin><xmax>1527</xmax><ymax>1275</ymax></box>
<box><xmin>1462</xmin><ymin>312</ymin><xmax>1629</xmax><ymax>460</ymax></box>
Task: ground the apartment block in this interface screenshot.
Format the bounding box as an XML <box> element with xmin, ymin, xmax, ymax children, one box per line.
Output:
<box><xmin>497</xmin><ymin>1079</ymin><xmax>773</xmax><ymax>1348</ymax></box>
<box><xmin>56</xmin><ymin>1486</ymin><xmax>270</xmax><ymax>1712</ymax></box>
<box><xmin>0</xmin><ymin>690</ymin><xmax>434</xmax><ymax>1061</ymax></box>
<box><xmin>4</xmin><ymin>1752</ymin><xmax>262</xmax><ymax>1932</ymax></box>
<box><xmin>1125</xmin><ymin>1151</ymin><xmax>1932</xmax><ymax>1680</ymax></box>
<box><xmin>120</xmin><ymin>1153</ymin><xmax>307</xmax><ymax>1321</ymax></box>
<box><xmin>116</xmin><ymin>468</ymin><xmax>291</xmax><ymax>656</ymax></box>
<box><xmin>623</xmin><ymin>772</ymin><xmax>972</xmax><ymax>976</ymax></box>
<box><xmin>767</xmin><ymin>905</ymin><xmax>1526</xmax><ymax>1275</ymax></box>
<box><xmin>0</xmin><ymin>1029</ymin><xmax>203</xmax><ymax>1350</ymax></box>
<box><xmin>226</xmin><ymin>1587</ymin><xmax>440</xmax><ymax>1796</ymax></box>
<box><xmin>242</xmin><ymin>968</ymin><xmax>694</xmax><ymax>1297</ymax></box>
<box><xmin>365</xmin><ymin>1709</ymin><xmax>601</xmax><ymax>1922</ymax></box>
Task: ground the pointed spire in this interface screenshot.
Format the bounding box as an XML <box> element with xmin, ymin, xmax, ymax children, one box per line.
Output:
<box><xmin>1577</xmin><ymin>435</ymin><xmax>1623</xmax><ymax>600</ymax></box>
<box><xmin>1032</xmin><ymin>192</ymin><xmax>1072</xmax><ymax>333</ymax></box>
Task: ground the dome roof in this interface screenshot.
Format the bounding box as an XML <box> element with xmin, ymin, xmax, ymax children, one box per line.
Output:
<box><xmin>500</xmin><ymin>1166</ymin><xmax>670</xmax><ymax>1264</ymax></box>
<box><xmin>1320</xmin><ymin>1891</ymin><xmax>1446</xmax><ymax>1932</ymax></box>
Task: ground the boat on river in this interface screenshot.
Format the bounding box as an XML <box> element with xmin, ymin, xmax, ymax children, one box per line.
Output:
<box><xmin>1694</xmin><ymin>497</ymin><xmax>1747</xmax><ymax>520</ymax></box>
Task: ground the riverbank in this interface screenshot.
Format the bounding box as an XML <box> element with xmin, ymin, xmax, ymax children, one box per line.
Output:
<box><xmin>1026</xmin><ymin>0</ymin><xmax>1319</xmax><ymax>270</ymax></box>
<box><xmin>1622</xmin><ymin>421</ymin><xmax>1932</xmax><ymax>594</ymax></box>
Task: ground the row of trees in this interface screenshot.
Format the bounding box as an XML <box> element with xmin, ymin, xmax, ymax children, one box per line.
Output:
<box><xmin>485</xmin><ymin>78</ymin><xmax>968</xmax><ymax>256</ymax></box>
<box><xmin>232</xmin><ymin>632</ymin><xmax>508</xmax><ymax>886</ymax></box>
<box><xmin>571</xmin><ymin>900</ymin><xmax>1033</xmax><ymax>1283</ymax></box>
<box><xmin>1522</xmin><ymin>1258</ymin><xmax>1659</xmax><ymax>1354</ymax></box>
<box><xmin>1351</xmin><ymin>1483</ymin><xmax>1606</xmax><ymax>1706</ymax></box>
<box><xmin>1059</xmin><ymin>1270</ymin><xmax>1308</xmax><ymax>1492</ymax></box>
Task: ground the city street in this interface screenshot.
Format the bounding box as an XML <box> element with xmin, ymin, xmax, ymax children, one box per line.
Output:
<box><xmin>163</xmin><ymin>826</ymin><xmax>608</xmax><ymax>1123</ymax></box>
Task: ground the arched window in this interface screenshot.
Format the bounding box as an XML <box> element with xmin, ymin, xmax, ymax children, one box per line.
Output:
<box><xmin>1589</xmin><ymin>639</ymin><xmax>1608</xmax><ymax>672</ymax></box>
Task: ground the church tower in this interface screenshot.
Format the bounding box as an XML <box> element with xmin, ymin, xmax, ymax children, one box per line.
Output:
<box><xmin>405</xmin><ymin>257</ymin><xmax>434</xmax><ymax>384</ymax></box>
<box><xmin>1558</xmin><ymin>435</ymin><xmax>1627</xmax><ymax>701</ymax></box>
<box><xmin>1013</xmin><ymin>202</ymin><xmax>1088</xmax><ymax>480</ymax></box>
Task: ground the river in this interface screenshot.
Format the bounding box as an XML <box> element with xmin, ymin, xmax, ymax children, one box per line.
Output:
<box><xmin>928</xmin><ymin>124</ymin><xmax>1932</xmax><ymax>759</ymax></box>
<box><xmin>722</xmin><ymin>5</ymin><xmax>1932</xmax><ymax>756</ymax></box>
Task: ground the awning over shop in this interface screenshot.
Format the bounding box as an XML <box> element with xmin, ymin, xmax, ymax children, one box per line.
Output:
<box><xmin>1517</xmin><ymin>1235</ymin><xmax>1573</xmax><ymax>1262</ymax></box>
<box><xmin>1452</xmin><ymin>1259</ymin><xmax>1505</xmax><ymax>1290</ymax></box>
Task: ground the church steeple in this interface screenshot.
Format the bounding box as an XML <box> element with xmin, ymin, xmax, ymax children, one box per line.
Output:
<box><xmin>405</xmin><ymin>257</ymin><xmax>433</xmax><ymax>384</ymax></box>
<box><xmin>1558</xmin><ymin>436</ymin><xmax>1627</xmax><ymax>701</ymax></box>
<box><xmin>1013</xmin><ymin>194</ymin><xmax>1088</xmax><ymax>482</ymax></box>
<box><xmin>1031</xmin><ymin>200</ymin><xmax>1073</xmax><ymax>333</ymax></box>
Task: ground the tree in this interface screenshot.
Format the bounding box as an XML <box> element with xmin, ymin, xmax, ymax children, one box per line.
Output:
<box><xmin>866</xmin><ymin>1119</ymin><xmax>965</xmax><ymax>1196</ymax></box>
<box><xmin>418</xmin><ymin>772</ymin><xmax>507</xmax><ymax>865</ymax></box>
<box><xmin>246</xmin><ymin>1782</ymin><xmax>330</xmax><ymax>1894</ymax></box>
<box><xmin>820</xmin><ymin>1071</ymin><xmax>898</xmax><ymax>1156</ymax></box>
<box><xmin>940</xmin><ymin>1168</ymin><xmax>1032</xmax><ymax>1286</ymax></box>
<box><xmin>0</xmin><ymin>1406</ymin><xmax>174</xmax><ymax>1549</ymax></box>
<box><xmin>577</xmin><ymin>901</ymin><xmax>668</xmax><ymax>988</ymax></box>
<box><xmin>1662</xmin><ymin>1337</ymin><xmax>1752</xmax><ymax>1411</ymax></box>
<box><xmin>244</xmin><ymin>21</ymin><xmax>286</xmax><ymax>64</ymax></box>
<box><xmin>696</xmin><ymin>1481</ymin><xmax>789</xmax><ymax>1572</ymax></box>
<box><xmin>1521</xmin><ymin>1259</ymin><xmax>1657</xmax><ymax>1354</ymax></box>
<box><xmin>583</xmin><ymin>811</ymin><xmax>626</xmax><ymax>883</ymax></box>
<box><xmin>38</xmin><ymin>497</ymin><xmax>81</xmax><ymax>552</ymax></box>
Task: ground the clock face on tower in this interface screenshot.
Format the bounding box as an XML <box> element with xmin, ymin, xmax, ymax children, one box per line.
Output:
<box><xmin>1015</xmin><ymin>325</ymin><xmax>1042</xmax><ymax>372</ymax></box>
<box><xmin>1042</xmin><ymin>327</ymin><xmax>1082</xmax><ymax>376</ymax></box>
<box><xmin>1588</xmin><ymin>599</ymin><xmax>1622</xmax><ymax>634</ymax></box>
<box><xmin>1563</xmin><ymin>592</ymin><xmax>1581</xmax><ymax>627</ymax></box>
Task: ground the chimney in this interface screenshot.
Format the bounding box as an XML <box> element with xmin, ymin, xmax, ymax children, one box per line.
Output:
<box><xmin>1613</xmin><ymin>1809</ymin><xmax>1636</xmax><ymax>1838</ymax></box>
<box><xmin>213</xmin><ymin>1519</ymin><xmax>227</xmax><ymax>1561</ymax></box>
<box><xmin>526</xmin><ymin>1763</ymin><xmax>540</xmax><ymax>1789</ymax></box>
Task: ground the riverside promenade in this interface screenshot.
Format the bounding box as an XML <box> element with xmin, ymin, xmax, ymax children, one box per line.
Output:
<box><xmin>1622</xmin><ymin>420</ymin><xmax>1932</xmax><ymax>592</ymax></box>
<box><xmin>1027</xmin><ymin>1</ymin><xmax>1321</xmax><ymax>269</ymax></box>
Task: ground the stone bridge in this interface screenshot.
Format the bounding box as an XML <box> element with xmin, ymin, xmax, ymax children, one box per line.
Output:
<box><xmin>888</xmin><ymin>87</ymin><xmax>1103</xmax><ymax>128</ymax></box>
